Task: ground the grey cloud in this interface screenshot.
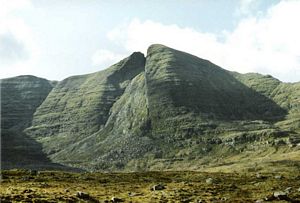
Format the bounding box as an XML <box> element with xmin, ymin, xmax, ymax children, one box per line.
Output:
<box><xmin>0</xmin><ymin>32</ymin><xmax>29</xmax><ymax>65</ymax></box>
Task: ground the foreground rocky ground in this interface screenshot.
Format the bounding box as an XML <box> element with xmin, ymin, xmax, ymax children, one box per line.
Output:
<box><xmin>1</xmin><ymin>170</ymin><xmax>300</xmax><ymax>202</ymax></box>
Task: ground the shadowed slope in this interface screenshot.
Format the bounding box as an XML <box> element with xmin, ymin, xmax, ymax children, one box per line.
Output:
<box><xmin>48</xmin><ymin>72</ymin><xmax>153</xmax><ymax>170</ymax></box>
<box><xmin>233</xmin><ymin>72</ymin><xmax>300</xmax><ymax>133</ymax></box>
<box><xmin>1</xmin><ymin>75</ymin><xmax>53</xmax><ymax>131</ymax></box>
<box><xmin>0</xmin><ymin>76</ymin><xmax>75</xmax><ymax>170</ymax></box>
<box><xmin>145</xmin><ymin>44</ymin><xmax>287</xmax><ymax>136</ymax></box>
<box><xmin>25</xmin><ymin>52</ymin><xmax>146</xmax><ymax>156</ymax></box>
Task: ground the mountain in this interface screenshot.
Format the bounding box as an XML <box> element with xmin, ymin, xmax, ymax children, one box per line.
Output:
<box><xmin>1</xmin><ymin>44</ymin><xmax>300</xmax><ymax>172</ymax></box>
<box><xmin>0</xmin><ymin>76</ymin><xmax>71</xmax><ymax>170</ymax></box>
<box><xmin>25</xmin><ymin>52</ymin><xmax>145</xmax><ymax>157</ymax></box>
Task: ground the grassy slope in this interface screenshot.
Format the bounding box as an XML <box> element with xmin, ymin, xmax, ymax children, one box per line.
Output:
<box><xmin>131</xmin><ymin>45</ymin><xmax>299</xmax><ymax>172</ymax></box>
<box><xmin>2</xmin><ymin>44</ymin><xmax>299</xmax><ymax>172</ymax></box>
<box><xmin>24</xmin><ymin>52</ymin><xmax>146</xmax><ymax>167</ymax></box>
<box><xmin>0</xmin><ymin>75</ymin><xmax>65</xmax><ymax>169</ymax></box>
<box><xmin>1</xmin><ymin>75</ymin><xmax>53</xmax><ymax>131</ymax></box>
<box><xmin>48</xmin><ymin>73</ymin><xmax>154</xmax><ymax>170</ymax></box>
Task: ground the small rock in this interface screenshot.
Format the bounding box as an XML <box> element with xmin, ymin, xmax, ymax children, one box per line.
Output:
<box><xmin>256</xmin><ymin>173</ymin><xmax>267</xmax><ymax>179</ymax></box>
<box><xmin>298</xmin><ymin>187</ymin><xmax>300</xmax><ymax>192</ymax></box>
<box><xmin>264</xmin><ymin>195</ymin><xmax>276</xmax><ymax>201</ymax></box>
<box><xmin>206</xmin><ymin>178</ymin><xmax>214</xmax><ymax>184</ymax></box>
<box><xmin>76</xmin><ymin>191</ymin><xmax>90</xmax><ymax>199</ymax></box>
<box><xmin>111</xmin><ymin>197</ymin><xmax>124</xmax><ymax>202</ymax></box>
<box><xmin>65</xmin><ymin>189</ymin><xmax>70</xmax><ymax>193</ymax></box>
<box><xmin>151</xmin><ymin>184</ymin><xmax>166</xmax><ymax>191</ymax></box>
<box><xmin>285</xmin><ymin>187</ymin><xmax>292</xmax><ymax>193</ymax></box>
<box><xmin>255</xmin><ymin>199</ymin><xmax>264</xmax><ymax>203</ymax></box>
<box><xmin>22</xmin><ymin>189</ymin><xmax>33</xmax><ymax>194</ymax></box>
<box><xmin>264</xmin><ymin>191</ymin><xmax>291</xmax><ymax>201</ymax></box>
<box><xmin>274</xmin><ymin>175</ymin><xmax>283</xmax><ymax>179</ymax></box>
<box><xmin>273</xmin><ymin>191</ymin><xmax>287</xmax><ymax>198</ymax></box>
<box><xmin>128</xmin><ymin>192</ymin><xmax>142</xmax><ymax>197</ymax></box>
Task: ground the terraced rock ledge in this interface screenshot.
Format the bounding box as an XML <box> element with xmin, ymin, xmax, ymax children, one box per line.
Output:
<box><xmin>1</xmin><ymin>44</ymin><xmax>299</xmax><ymax>172</ymax></box>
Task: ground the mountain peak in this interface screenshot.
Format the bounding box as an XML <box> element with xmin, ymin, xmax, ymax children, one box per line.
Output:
<box><xmin>147</xmin><ymin>44</ymin><xmax>170</xmax><ymax>54</ymax></box>
<box><xmin>2</xmin><ymin>45</ymin><xmax>299</xmax><ymax>172</ymax></box>
<box><xmin>130</xmin><ymin>51</ymin><xmax>144</xmax><ymax>57</ymax></box>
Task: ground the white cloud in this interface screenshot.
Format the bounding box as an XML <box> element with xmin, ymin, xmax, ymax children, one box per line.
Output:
<box><xmin>104</xmin><ymin>0</ymin><xmax>300</xmax><ymax>82</ymax></box>
<box><xmin>0</xmin><ymin>0</ymin><xmax>31</xmax><ymax>18</ymax></box>
<box><xmin>91</xmin><ymin>49</ymin><xmax>126</xmax><ymax>67</ymax></box>
<box><xmin>236</xmin><ymin>0</ymin><xmax>260</xmax><ymax>16</ymax></box>
<box><xmin>0</xmin><ymin>0</ymin><xmax>39</xmax><ymax>78</ymax></box>
<box><xmin>107</xmin><ymin>19</ymin><xmax>220</xmax><ymax>57</ymax></box>
<box><xmin>0</xmin><ymin>32</ymin><xmax>29</xmax><ymax>64</ymax></box>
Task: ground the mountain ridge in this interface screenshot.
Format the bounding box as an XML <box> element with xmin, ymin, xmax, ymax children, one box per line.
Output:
<box><xmin>1</xmin><ymin>44</ymin><xmax>299</xmax><ymax>172</ymax></box>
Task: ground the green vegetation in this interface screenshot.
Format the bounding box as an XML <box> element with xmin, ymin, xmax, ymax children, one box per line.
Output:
<box><xmin>1</xmin><ymin>170</ymin><xmax>300</xmax><ymax>202</ymax></box>
<box><xmin>25</xmin><ymin>52</ymin><xmax>145</xmax><ymax>156</ymax></box>
<box><xmin>0</xmin><ymin>76</ymin><xmax>59</xmax><ymax>169</ymax></box>
<box><xmin>1</xmin><ymin>44</ymin><xmax>299</xmax><ymax>172</ymax></box>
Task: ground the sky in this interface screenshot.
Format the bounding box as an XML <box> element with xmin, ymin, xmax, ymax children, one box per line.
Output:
<box><xmin>0</xmin><ymin>0</ymin><xmax>299</xmax><ymax>82</ymax></box>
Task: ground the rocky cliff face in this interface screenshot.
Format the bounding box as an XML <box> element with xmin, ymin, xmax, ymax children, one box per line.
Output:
<box><xmin>25</xmin><ymin>52</ymin><xmax>145</xmax><ymax>156</ymax></box>
<box><xmin>2</xmin><ymin>45</ymin><xmax>299</xmax><ymax>171</ymax></box>
<box><xmin>145</xmin><ymin>45</ymin><xmax>286</xmax><ymax>137</ymax></box>
<box><xmin>1</xmin><ymin>75</ymin><xmax>53</xmax><ymax>131</ymax></box>
<box><xmin>0</xmin><ymin>76</ymin><xmax>65</xmax><ymax>169</ymax></box>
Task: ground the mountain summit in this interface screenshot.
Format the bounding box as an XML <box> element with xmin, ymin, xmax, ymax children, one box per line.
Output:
<box><xmin>1</xmin><ymin>44</ymin><xmax>300</xmax><ymax>171</ymax></box>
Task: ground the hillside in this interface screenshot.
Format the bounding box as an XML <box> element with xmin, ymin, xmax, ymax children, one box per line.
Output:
<box><xmin>1</xmin><ymin>44</ymin><xmax>299</xmax><ymax>172</ymax></box>
<box><xmin>0</xmin><ymin>76</ymin><xmax>70</xmax><ymax>170</ymax></box>
<box><xmin>25</xmin><ymin>52</ymin><xmax>145</xmax><ymax>156</ymax></box>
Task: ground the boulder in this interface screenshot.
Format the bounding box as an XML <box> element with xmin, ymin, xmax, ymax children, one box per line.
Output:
<box><xmin>76</xmin><ymin>191</ymin><xmax>90</xmax><ymax>199</ymax></box>
<box><xmin>274</xmin><ymin>175</ymin><xmax>283</xmax><ymax>179</ymax></box>
<box><xmin>151</xmin><ymin>184</ymin><xmax>166</xmax><ymax>191</ymax></box>
<box><xmin>206</xmin><ymin>178</ymin><xmax>214</xmax><ymax>184</ymax></box>
<box><xmin>111</xmin><ymin>197</ymin><xmax>124</xmax><ymax>202</ymax></box>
